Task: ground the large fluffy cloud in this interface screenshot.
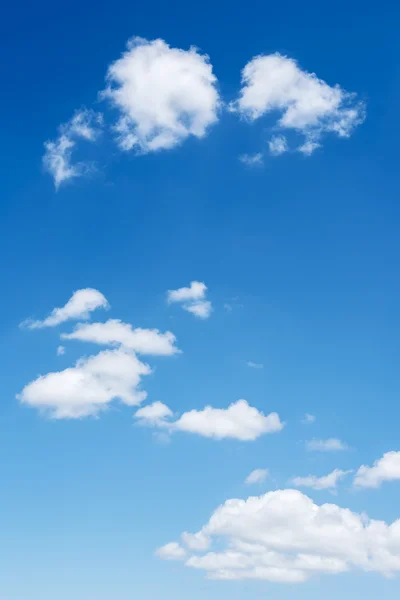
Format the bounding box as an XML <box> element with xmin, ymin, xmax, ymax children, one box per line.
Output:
<box><xmin>157</xmin><ymin>488</ymin><xmax>400</xmax><ymax>583</ymax></box>
<box><xmin>43</xmin><ymin>109</ymin><xmax>103</xmax><ymax>188</ymax></box>
<box><xmin>354</xmin><ymin>451</ymin><xmax>400</xmax><ymax>489</ymax></box>
<box><xmin>21</xmin><ymin>288</ymin><xmax>109</xmax><ymax>329</ymax></box>
<box><xmin>103</xmin><ymin>37</ymin><xmax>220</xmax><ymax>153</ymax></box>
<box><xmin>135</xmin><ymin>399</ymin><xmax>283</xmax><ymax>441</ymax></box>
<box><xmin>17</xmin><ymin>348</ymin><xmax>150</xmax><ymax>419</ymax></box>
<box><xmin>231</xmin><ymin>53</ymin><xmax>365</xmax><ymax>154</ymax></box>
<box><xmin>62</xmin><ymin>319</ymin><xmax>179</xmax><ymax>355</ymax></box>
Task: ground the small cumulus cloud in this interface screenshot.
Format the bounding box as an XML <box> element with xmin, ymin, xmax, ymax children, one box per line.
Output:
<box><xmin>167</xmin><ymin>281</ymin><xmax>212</xmax><ymax>319</ymax></box>
<box><xmin>306</xmin><ymin>438</ymin><xmax>348</xmax><ymax>452</ymax></box>
<box><xmin>245</xmin><ymin>468</ymin><xmax>269</xmax><ymax>485</ymax></box>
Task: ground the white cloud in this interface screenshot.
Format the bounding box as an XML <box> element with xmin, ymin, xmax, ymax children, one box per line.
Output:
<box><xmin>43</xmin><ymin>109</ymin><xmax>103</xmax><ymax>188</ymax></box>
<box><xmin>21</xmin><ymin>288</ymin><xmax>109</xmax><ymax>329</ymax></box>
<box><xmin>306</xmin><ymin>438</ymin><xmax>348</xmax><ymax>452</ymax></box>
<box><xmin>135</xmin><ymin>401</ymin><xmax>173</xmax><ymax>425</ymax></box>
<box><xmin>62</xmin><ymin>319</ymin><xmax>179</xmax><ymax>355</ymax></box>
<box><xmin>231</xmin><ymin>53</ymin><xmax>365</xmax><ymax>154</ymax></box>
<box><xmin>247</xmin><ymin>361</ymin><xmax>264</xmax><ymax>369</ymax></box>
<box><xmin>239</xmin><ymin>153</ymin><xmax>263</xmax><ymax>166</ymax></box>
<box><xmin>183</xmin><ymin>300</ymin><xmax>212</xmax><ymax>319</ymax></box>
<box><xmin>17</xmin><ymin>348</ymin><xmax>151</xmax><ymax>419</ymax></box>
<box><xmin>268</xmin><ymin>135</ymin><xmax>288</xmax><ymax>156</ymax></box>
<box><xmin>159</xmin><ymin>488</ymin><xmax>400</xmax><ymax>582</ymax></box>
<box><xmin>167</xmin><ymin>281</ymin><xmax>207</xmax><ymax>303</ymax></box>
<box><xmin>245</xmin><ymin>469</ymin><xmax>269</xmax><ymax>485</ymax></box>
<box><xmin>298</xmin><ymin>135</ymin><xmax>321</xmax><ymax>155</ymax></box>
<box><xmin>155</xmin><ymin>542</ymin><xmax>187</xmax><ymax>561</ymax></box>
<box><xmin>181</xmin><ymin>531</ymin><xmax>211</xmax><ymax>551</ymax></box>
<box><xmin>103</xmin><ymin>37</ymin><xmax>220</xmax><ymax>153</ymax></box>
<box><xmin>291</xmin><ymin>469</ymin><xmax>352</xmax><ymax>491</ymax></box>
<box><xmin>135</xmin><ymin>399</ymin><xmax>284</xmax><ymax>441</ymax></box>
<box><xmin>301</xmin><ymin>413</ymin><xmax>316</xmax><ymax>424</ymax></box>
<box><xmin>56</xmin><ymin>345</ymin><xmax>65</xmax><ymax>356</ymax></box>
<box><xmin>167</xmin><ymin>281</ymin><xmax>212</xmax><ymax>319</ymax></box>
<box><xmin>354</xmin><ymin>451</ymin><xmax>400</xmax><ymax>489</ymax></box>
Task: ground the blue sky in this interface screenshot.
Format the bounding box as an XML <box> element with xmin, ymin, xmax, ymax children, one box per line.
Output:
<box><xmin>2</xmin><ymin>0</ymin><xmax>400</xmax><ymax>598</ymax></box>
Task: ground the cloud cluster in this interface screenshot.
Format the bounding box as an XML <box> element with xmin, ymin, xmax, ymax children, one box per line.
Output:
<box><xmin>167</xmin><ymin>281</ymin><xmax>212</xmax><ymax>319</ymax></box>
<box><xmin>18</xmin><ymin>288</ymin><xmax>179</xmax><ymax>419</ymax></box>
<box><xmin>157</xmin><ymin>488</ymin><xmax>400</xmax><ymax>583</ymax></box>
<box><xmin>43</xmin><ymin>110</ymin><xmax>103</xmax><ymax>188</ymax></box>
<box><xmin>135</xmin><ymin>399</ymin><xmax>284</xmax><ymax>441</ymax></box>
<box><xmin>43</xmin><ymin>39</ymin><xmax>366</xmax><ymax>187</ymax></box>
<box><xmin>231</xmin><ymin>53</ymin><xmax>365</xmax><ymax>155</ymax></box>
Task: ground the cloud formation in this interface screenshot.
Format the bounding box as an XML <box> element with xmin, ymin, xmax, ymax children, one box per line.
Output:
<box><xmin>306</xmin><ymin>438</ymin><xmax>348</xmax><ymax>452</ymax></box>
<box><xmin>18</xmin><ymin>348</ymin><xmax>150</xmax><ymax>419</ymax></box>
<box><xmin>167</xmin><ymin>281</ymin><xmax>212</xmax><ymax>319</ymax></box>
<box><xmin>43</xmin><ymin>109</ymin><xmax>103</xmax><ymax>188</ymax></box>
<box><xmin>158</xmin><ymin>488</ymin><xmax>400</xmax><ymax>583</ymax></box>
<box><xmin>103</xmin><ymin>37</ymin><xmax>220</xmax><ymax>153</ymax></box>
<box><xmin>239</xmin><ymin>153</ymin><xmax>263</xmax><ymax>166</ymax></box>
<box><xmin>354</xmin><ymin>451</ymin><xmax>400</xmax><ymax>489</ymax></box>
<box><xmin>268</xmin><ymin>135</ymin><xmax>288</xmax><ymax>156</ymax></box>
<box><xmin>245</xmin><ymin>469</ymin><xmax>269</xmax><ymax>485</ymax></box>
<box><xmin>21</xmin><ymin>288</ymin><xmax>109</xmax><ymax>329</ymax></box>
<box><xmin>62</xmin><ymin>319</ymin><xmax>179</xmax><ymax>355</ymax></box>
<box><xmin>291</xmin><ymin>468</ymin><xmax>352</xmax><ymax>491</ymax></box>
<box><xmin>231</xmin><ymin>53</ymin><xmax>365</xmax><ymax>155</ymax></box>
<box><xmin>135</xmin><ymin>399</ymin><xmax>284</xmax><ymax>441</ymax></box>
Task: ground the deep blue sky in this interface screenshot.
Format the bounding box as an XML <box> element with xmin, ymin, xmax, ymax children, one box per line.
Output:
<box><xmin>1</xmin><ymin>0</ymin><xmax>400</xmax><ymax>598</ymax></box>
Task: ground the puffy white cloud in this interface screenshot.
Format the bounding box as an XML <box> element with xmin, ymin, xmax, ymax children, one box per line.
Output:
<box><xmin>239</xmin><ymin>153</ymin><xmax>263</xmax><ymax>166</ymax></box>
<box><xmin>301</xmin><ymin>413</ymin><xmax>316</xmax><ymax>424</ymax></box>
<box><xmin>181</xmin><ymin>531</ymin><xmax>211</xmax><ymax>551</ymax></box>
<box><xmin>155</xmin><ymin>542</ymin><xmax>187</xmax><ymax>561</ymax></box>
<box><xmin>103</xmin><ymin>37</ymin><xmax>220</xmax><ymax>153</ymax></box>
<box><xmin>167</xmin><ymin>281</ymin><xmax>212</xmax><ymax>319</ymax></box>
<box><xmin>43</xmin><ymin>109</ymin><xmax>103</xmax><ymax>188</ymax></box>
<box><xmin>291</xmin><ymin>469</ymin><xmax>352</xmax><ymax>491</ymax></box>
<box><xmin>17</xmin><ymin>348</ymin><xmax>151</xmax><ymax>419</ymax></box>
<box><xmin>135</xmin><ymin>399</ymin><xmax>284</xmax><ymax>441</ymax></box>
<box><xmin>173</xmin><ymin>400</ymin><xmax>283</xmax><ymax>441</ymax></box>
<box><xmin>167</xmin><ymin>281</ymin><xmax>207</xmax><ymax>303</ymax></box>
<box><xmin>62</xmin><ymin>319</ymin><xmax>179</xmax><ymax>355</ymax></box>
<box><xmin>56</xmin><ymin>345</ymin><xmax>65</xmax><ymax>356</ymax></box>
<box><xmin>354</xmin><ymin>451</ymin><xmax>400</xmax><ymax>489</ymax></box>
<box><xmin>135</xmin><ymin>401</ymin><xmax>173</xmax><ymax>425</ymax></box>
<box><xmin>158</xmin><ymin>488</ymin><xmax>400</xmax><ymax>582</ymax></box>
<box><xmin>231</xmin><ymin>53</ymin><xmax>365</xmax><ymax>154</ymax></box>
<box><xmin>21</xmin><ymin>288</ymin><xmax>109</xmax><ymax>329</ymax></box>
<box><xmin>306</xmin><ymin>438</ymin><xmax>348</xmax><ymax>452</ymax></box>
<box><xmin>247</xmin><ymin>361</ymin><xmax>264</xmax><ymax>369</ymax></box>
<box><xmin>245</xmin><ymin>469</ymin><xmax>269</xmax><ymax>485</ymax></box>
<box><xmin>268</xmin><ymin>135</ymin><xmax>288</xmax><ymax>156</ymax></box>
